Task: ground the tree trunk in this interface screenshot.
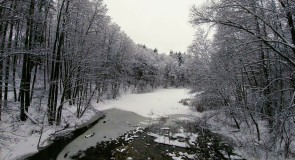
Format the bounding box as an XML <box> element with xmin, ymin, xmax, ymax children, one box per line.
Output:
<box><xmin>20</xmin><ymin>0</ymin><xmax>35</xmax><ymax>121</ymax></box>
<box><xmin>4</xmin><ymin>13</ymin><xmax>14</xmax><ymax>107</ymax></box>
<box><xmin>0</xmin><ymin>16</ymin><xmax>9</xmax><ymax>120</ymax></box>
<box><xmin>12</xmin><ymin>21</ymin><xmax>20</xmax><ymax>102</ymax></box>
<box><xmin>30</xmin><ymin>65</ymin><xmax>38</xmax><ymax>103</ymax></box>
<box><xmin>278</xmin><ymin>0</ymin><xmax>295</xmax><ymax>54</ymax></box>
<box><xmin>47</xmin><ymin>0</ymin><xmax>69</xmax><ymax>125</ymax></box>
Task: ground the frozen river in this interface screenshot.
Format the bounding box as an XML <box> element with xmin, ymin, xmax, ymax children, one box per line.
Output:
<box><xmin>27</xmin><ymin>88</ymin><xmax>206</xmax><ymax>160</ymax></box>
<box><xmin>57</xmin><ymin>88</ymin><xmax>198</xmax><ymax>159</ymax></box>
<box><xmin>57</xmin><ymin>108</ymin><xmax>150</xmax><ymax>159</ymax></box>
<box><xmin>94</xmin><ymin>88</ymin><xmax>199</xmax><ymax>118</ymax></box>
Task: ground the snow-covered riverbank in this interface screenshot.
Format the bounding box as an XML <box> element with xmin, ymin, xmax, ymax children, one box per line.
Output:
<box><xmin>0</xmin><ymin>105</ymin><xmax>104</xmax><ymax>160</ymax></box>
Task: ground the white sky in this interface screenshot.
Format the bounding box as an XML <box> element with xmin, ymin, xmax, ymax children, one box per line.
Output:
<box><xmin>103</xmin><ymin>0</ymin><xmax>206</xmax><ymax>54</ymax></box>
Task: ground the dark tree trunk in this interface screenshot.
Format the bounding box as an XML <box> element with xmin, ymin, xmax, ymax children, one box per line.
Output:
<box><xmin>279</xmin><ymin>0</ymin><xmax>295</xmax><ymax>54</ymax></box>
<box><xmin>0</xmin><ymin>17</ymin><xmax>9</xmax><ymax>120</ymax></box>
<box><xmin>12</xmin><ymin>21</ymin><xmax>20</xmax><ymax>102</ymax></box>
<box><xmin>0</xmin><ymin>1</ymin><xmax>2</xmax><ymax>121</ymax></box>
<box><xmin>48</xmin><ymin>0</ymin><xmax>69</xmax><ymax>125</ymax></box>
<box><xmin>30</xmin><ymin>65</ymin><xmax>38</xmax><ymax>103</ymax></box>
<box><xmin>4</xmin><ymin>12</ymin><xmax>14</xmax><ymax>107</ymax></box>
<box><xmin>48</xmin><ymin>31</ymin><xmax>64</xmax><ymax>124</ymax></box>
<box><xmin>20</xmin><ymin>0</ymin><xmax>35</xmax><ymax>121</ymax></box>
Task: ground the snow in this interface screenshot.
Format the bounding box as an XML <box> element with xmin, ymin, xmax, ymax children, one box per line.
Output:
<box><xmin>147</xmin><ymin>126</ymin><xmax>199</xmax><ymax>151</ymax></box>
<box><xmin>84</xmin><ymin>133</ymin><xmax>95</xmax><ymax>138</ymax></box>
<box><xmin>171</xmin><ymin>127</ymin><xmax>198</xmax><ymax>146</ymax></box>
<box><xmin>134</xmin><ymin>127</ymin><xmax>144</xmax><ymax>133</ymax></box>
<box><xmin>117</xmin><ymin>148</ymin><xmax>127</xmax><ymax>153</ymax></box>
<box><xmin>124</xmin><ymin>133</ymin><xmax>139</xmax><ymax>141</ymax></box>
<box><xmin>173</xmin><ymin>128</ymin><xmax>187</xmax><ymax>139</ymax></box>
<box><xmin>0</xmin><ymin>101</ymin><xmax>104</xmax><ymax>160</ymax></box>
<box><xmin>189</xmin><ymin>133</ymin><xmax>198</xmax><ymax>146</ymax></box>
<box><xmin>168</xmin><ymin>153</ymin><xmax>176</xmax><ymax>157</ymax></box>
<box><xmin>0</xmin><ymin>121</ymin><xmax>57</xmax><ymax>160</ymax></box>
<box><xmin>93</xmin><ymin>88</ymin><xmax>200</xmax><ymax>118</ymax></box>
<box><xmin>178</xmin><ymin>117</ymin><xmax>193</xmax><ymax>121</ymax></box>
<box><xmin>173</xmin><ymin>133</ymin><xmax>187</xmax><ymax>138</ymax></box>
<box><xmin>147</xmin><ymin>132</ymin><xmax>190</xmax><ymax>148</ymax></box>
<box><xmin>204</xmin><ymin>110</ymin><xmax>295</xmax><ymax>160</ymax></box>
<box><xmin>183</xmin><ymin>152</ymin><xmax>196</xmax><ymax>159</ymax></box>
<box><xmin>172</xmin><ymin>156</ymin><xmax>183</xmax><ymax>160</ymax></box>
<box><xmin>167</xmin><ymin>152</ymin><xmax>196</xmax><ymax>160</ymax></box>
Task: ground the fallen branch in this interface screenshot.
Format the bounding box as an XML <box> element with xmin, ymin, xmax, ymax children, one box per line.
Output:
<box><xmin>37</xmin><ymin>112</ymin><xmax>47</xmax><ymax>148</ymax></box>
<box><xmin>24</xmin><ymin>110</ymin><xmax>39</xmax><ymax>124</ymax></box>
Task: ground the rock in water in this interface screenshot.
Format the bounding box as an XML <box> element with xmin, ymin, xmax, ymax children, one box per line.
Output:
<box><xmin>64</xmin><ymin>152</ymin><xmax>68</xmax><ymax>158</ymax></box>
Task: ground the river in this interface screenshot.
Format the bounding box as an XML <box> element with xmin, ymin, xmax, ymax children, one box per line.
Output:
<box><xmin>26</xmin><ymin>89</ymin><xmax>243</xmax><ymax>160</ymax></box>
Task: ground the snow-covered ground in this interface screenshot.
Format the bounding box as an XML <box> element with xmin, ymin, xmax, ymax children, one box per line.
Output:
<box><xmin>94</xmin><ymin>88</ymin><xmax>200</xmax><ymax>118</ymax></box>
<box><xmin>0</xmin><ymin>104</ymin><xmax>104</xmax><ymax>160</ymax></box>
<box><xmin>203</xmin><ymin>111</ymin><xmax>295</xmax><ymax>160</ymax></box>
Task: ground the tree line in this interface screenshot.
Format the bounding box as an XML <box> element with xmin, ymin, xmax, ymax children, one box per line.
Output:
<box><xmin>189</xmin><ymin>0</ymin><xmax>295</xmax><ymax>157</ymax></box>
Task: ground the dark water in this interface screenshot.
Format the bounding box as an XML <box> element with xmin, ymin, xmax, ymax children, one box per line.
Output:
<box><xmin>25</xmin><ymin>115</ymin><xmax>105</xmax><ymax>160</ymax></box>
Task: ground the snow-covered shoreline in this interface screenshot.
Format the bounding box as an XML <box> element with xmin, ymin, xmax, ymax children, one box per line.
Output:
<box><xmin>201</xmin><ymin>110</ymin><xmax>295</xmax><ymax>160</ymax></box>
<box><xmin>0</xmin><ymin>106</ymin><xmax>105</xmax><ymax>160</ymax></box>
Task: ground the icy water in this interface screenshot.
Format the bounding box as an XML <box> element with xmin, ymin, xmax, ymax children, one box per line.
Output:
<box><xmin>57</xmin><ymin>109</ymin><xmax>150</xmax><ymax>160</ymax></box>
<box><xmin>62</xmin><ymin>113</ymin><xmax>243</xmax><ymax>160</ymax></box>
<box><xmin>26</xmin><ymin>110</ymin><xmax>243</xmax><ymax>160</ymax></box>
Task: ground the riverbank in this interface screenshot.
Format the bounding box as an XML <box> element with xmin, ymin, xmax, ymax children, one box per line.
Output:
<box><xmin>25</xmin><ymin>114</ymin><xmax>105</xmax><ymax>160</ymax></box>
<box><xmin>0</xmin><ymin>103</ymin><xmax>105</xmax><ymax>160</ymax></box>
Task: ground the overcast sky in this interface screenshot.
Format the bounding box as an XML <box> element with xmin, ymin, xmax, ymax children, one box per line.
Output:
<box><xmin>103</xmin><ymin>0</ymin><xmax>206</xmax><ymax>54</ymax></box>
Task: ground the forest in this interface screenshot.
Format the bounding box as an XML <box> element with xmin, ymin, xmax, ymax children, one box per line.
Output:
<box><xmin>0</xmin><ymin>0</ymin><xmax>294</xmax><ymax>159</ymax></box>
<box><xmin>0</xmin><ymin>0</ymin><xmax>192</xmax><ymax>124</ymax></box>
<box><xmin>189</xmin><ymin>0</ymin><xmax>295</xmax><ymax>158</ymax></box>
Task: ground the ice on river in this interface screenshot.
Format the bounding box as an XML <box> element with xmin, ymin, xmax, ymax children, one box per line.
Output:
<box><xmin>94</xmin><ymin>88</ymin><xmax>198</xmax><ymax>118</ymax></box>
<box><xmin>148</xmin><ymin>132</ymin><xmax>190</xmax><ymax>148</ymax></box>
<box><xmin>57</xmin><ymin>108</ymin><xmax>149</xmax><ymax>160</ymax></box>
